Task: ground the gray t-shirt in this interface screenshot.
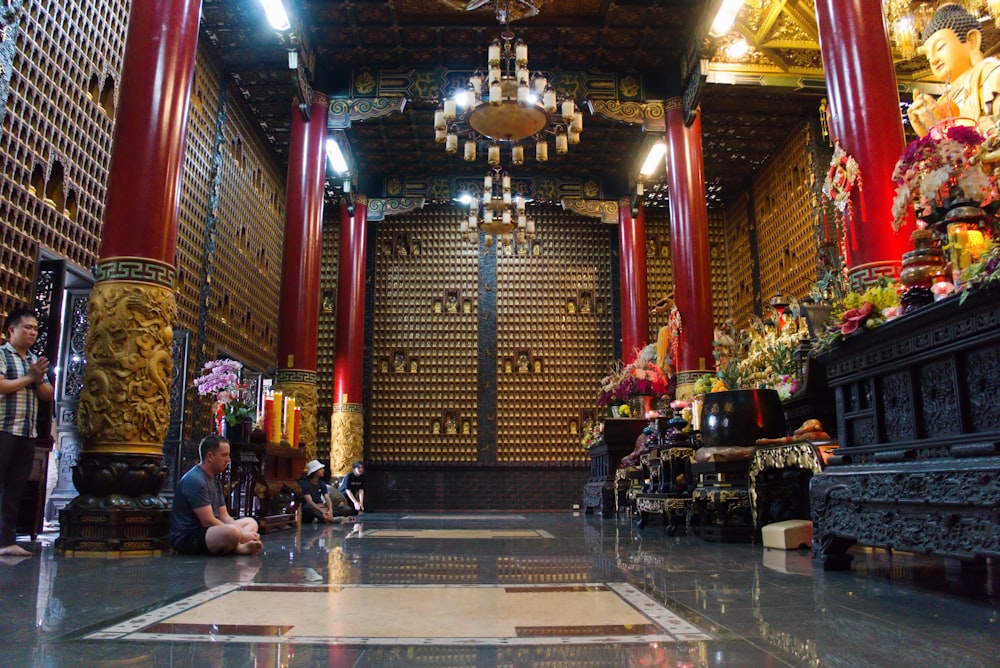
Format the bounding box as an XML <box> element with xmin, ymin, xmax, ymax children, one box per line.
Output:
<box><xmin>169</xmin><ymin>465</ymin><xmax>225</xmax><ymax>543</ymax></box>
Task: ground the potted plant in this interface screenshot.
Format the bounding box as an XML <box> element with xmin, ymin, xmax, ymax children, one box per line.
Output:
<box><xmin>193</xmin><ymin>359</ymin><xmax>257</xmax><ymax>442</ymax></box>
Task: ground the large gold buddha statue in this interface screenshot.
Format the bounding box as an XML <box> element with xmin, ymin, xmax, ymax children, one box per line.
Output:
<box><xmin>907</xmin><ymin>3</ymin><xmax>1000</xmax><ymax>137</ymax></box>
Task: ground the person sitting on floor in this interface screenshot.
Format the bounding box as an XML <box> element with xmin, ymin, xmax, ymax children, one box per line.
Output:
<box><xmin>169</xmin><ymin>435</ymin><xmax>263</xmax><ymax>556</ymax></box>
<box><xmin>299</xmin><ymin>460</ymin><xmax>356</xmax><ymax>524</ymax></box>
<box><xmin>338</xmin><ymin>461</ymin><xmax>366</xmax><ymax>514</ymax></box>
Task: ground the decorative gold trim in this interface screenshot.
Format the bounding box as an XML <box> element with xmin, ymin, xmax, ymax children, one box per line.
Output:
<box><xmin>748</xmin><ymin>442</ymin><xmax>827</xmax><ymax>529</ymax></box>
<box><xmin>560</xmin><ymin>198</ymin><xmax>619</xmax><ymax>224</ymax></box>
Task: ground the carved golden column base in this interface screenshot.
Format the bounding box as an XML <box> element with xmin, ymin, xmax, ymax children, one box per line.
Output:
<box><xmin>330</xmin><ymin>403</ymin><xmax>364</xmax><ymax>476</ymax></box>
<box><xmin>274</xmin><ymin>373</ymin><xmax>318</xmax><ymax>462</ymax></box>
<box><xmin>59</xmin><ymin>268</ymin><xmax>177</xmax><ymax>553</ymax></box>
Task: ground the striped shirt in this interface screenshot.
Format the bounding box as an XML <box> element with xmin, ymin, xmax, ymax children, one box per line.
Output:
<box><xmin>0</xmin><ymin>341</ymin><xmax>49</xmax><ymax>438</ymax></box>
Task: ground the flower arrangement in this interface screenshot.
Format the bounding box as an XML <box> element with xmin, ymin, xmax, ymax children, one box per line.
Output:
<box><xmin>890</xmin><ymin>123</ymin><xmax>997</xmax><ymax>232</ymax></box>
<box><xmin>581</xmin><ymin>421</ymin><xmax>604</xmax><ymax>450</ymax></box>
<box><xmin>596</xmin><ymin>345</ymin><xmax>670</xmax><ymax>407</ymax></box>
<box><xmin>193</xmin><ymin>359</ymin><xmax>256</xmax><ymax>427</ymax></box>
<box><xmin>712</xmin><ymin>315</ymin><xmax>804</xmax><ymax>398</ymax></box>
<box><xmin>813</xmin><ymin>278</ymin><xmax>901</xmax><ymax>352</ymax></box>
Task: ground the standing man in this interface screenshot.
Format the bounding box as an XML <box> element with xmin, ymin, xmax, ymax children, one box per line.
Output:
<box><xmin>338</xmin><ymin>461</ymin><xmax>366</xmax><ymax>514</ymax></box>
<box><xmin>170</xmin><ymin>435</ymin><xmax>263</xmax><ymax>555</ymax></box>
<box><xmin>0</xmin><ymin>308</ymin><xmax>53</xmax><ymax>557</ymax></box>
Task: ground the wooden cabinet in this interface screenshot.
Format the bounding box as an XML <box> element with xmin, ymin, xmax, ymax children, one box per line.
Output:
<box><xmin>583</xmin><ymin>418</ymin><xmax>647</xmax><ymax>517</ymax></box>
<box><xmin>224</xmin><ymin>441</ymin><xmax>305</xmax><ymax>533</ymax></box>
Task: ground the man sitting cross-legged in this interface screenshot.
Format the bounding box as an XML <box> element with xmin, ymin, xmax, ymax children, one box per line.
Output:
<box><xmin>170</xmin><ymin>434</ymin><xmax>263</xmax><ymax>556</ymax></box>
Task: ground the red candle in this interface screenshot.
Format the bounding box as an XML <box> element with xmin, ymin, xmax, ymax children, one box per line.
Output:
<box><xmin>293</xmin><ymin>407</ymin><xmax>301</xmax><ymax>447</ymax></box>
<box><xmin>263</xmin><ymin>397</ymin><xmax>274</xmax><ymax>443</ymax></box>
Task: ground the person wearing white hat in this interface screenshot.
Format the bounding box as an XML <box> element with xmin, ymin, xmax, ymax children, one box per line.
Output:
<box><xmin>299</xmin><ymin>460</ymin><xmax>334</xmax><ymax>523</ymax></box>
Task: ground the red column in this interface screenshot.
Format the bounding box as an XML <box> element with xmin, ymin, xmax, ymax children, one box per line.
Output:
<box><xmin>331</xmin><ymin>197</ymin><xmax>368</xmax><ymax>476</ymax></box>
<box><xmin>62</xmin><ymin>0</ymin><xmax>202</xmax><ymax>553</ymax></box>
<box><xmin>78</xmin><ymin>0</ymin><xmax>202</xmax><ymax>458</ymax></box>
<box><xmin>815</xmin><ymin>0</ymin><xmax>912</xmax><ymax>287</ymax></box>
<box><xmin>665</xmin><ymin>99</ymin><xmax>714</xmax><ymax>392</ymax></box>
<box><xmin>101</xmin><ymin>0</ymin><xmax>202</xmax><ymax>263</ymax></box>
<box><xmin>275</xmin><ymin>93</ymin><xmax>329</xmax><ymax>458</ymax></box>
<box><xmin>618</xmin><ymin>199</ymin><xmax>649</xmax><ymax>360</ymax></box>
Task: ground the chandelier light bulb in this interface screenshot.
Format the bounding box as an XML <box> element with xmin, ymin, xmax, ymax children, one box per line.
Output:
<box><xmin>562</xmin><ymin>99</ymin><xmax>575</xmax><ymax>123</ymax></box>
<box><xmin>443</xmin><ymin>99</ymin><xmax>457</xmax><ymax>121</ymax></box>
<box><xmin>489</xmin><ymin>39</ymin><xmax>502</xmax><ymax>64</ymax></box>
<box><xmin>470</xmin><ymin>73</ymin><xmax>483</xmax><ymax>96</ymax></box>
<box><xmin>568</xmin><ymin>129</ymin><xmax>580</xmax><ymax>144</ymax></box>
<box><xmin>543</xmin><ymin>87</ymin><xmax>556</xmax><ymax>113</ymax></box>
<box><xmin>484</xmin><ymin>174</ymin><xmax>493</xmax><ymax>191</ymax></box>
<box><xmin>572</xmin><ymin>111</ymin><xmax>583</xmax><ymax>133</ymax></box>
<box><xmin>555</xmin><ymin>129</ymin><xmax>568</xmax><ymax>155</ymax></box>
<box><xmin>464</xmin><ymin>139</ymin><xmax>477</xmax><ymax>161</ymax></box>
<box><xmin>488</xmin><ymin>143</ymin><xmax>501</xmax><ymax>165</ymax></box>
<box><xmin>446</xmin><ymin>132</ymin><xmax>458</xmax><ymax>153</ymax></box>
<box><xmin>489</xmin><ymin>79</ymin><xmax>502</xmax><ymax>104</ymax></box>
<box><xmin>536</xmin><ymin>139</ymin><xmax>548</xmax><ymax>162</ymax></box>
<box><xmin>512</xmin><ymin>143</ymin><xmax>524</xmax><ymax>165</ymax></box>
<box><xmin>434</xmin><ymin>109</ymin><xmax>446</xmax><ymax>131</ymax></box>
<box><xmin>502</xmin><ymin>174</ymin><xmax>511</xmax><ymax>189</ymax></box>
<box><xmin>515</xmin><ymin>39</ymin><xmax>527</xmax><ymax>64</ymax></box>
<box><xmin>435</xmin><ymin>127</ymin><xmax>447</xmax><ymax>143</ymax></box>
<box><xmin>533</xmin><ymin>74</ymin><xmax>547</xmax><ymax>95</ymax></box>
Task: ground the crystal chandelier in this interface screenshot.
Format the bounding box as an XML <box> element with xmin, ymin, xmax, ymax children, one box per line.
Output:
<box><xmin>883</xmin><ymin>1</ymin><xmax>999</xmax><ymax>60</ymax></box>
<box><xmin>460</xmin><ymin>167</ymin><xmax>535</xmax><ymax>245</ymax></box>
<box><xmin>433</xmin><ymin>13</ymin><xmax>583</xmax><ymax>166</ymax></box>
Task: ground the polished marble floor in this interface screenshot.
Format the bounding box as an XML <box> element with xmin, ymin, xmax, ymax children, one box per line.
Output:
<box><xmin>1</xmin><ymin>512</ymin><xmax>998</xmax><ymax>667</ymax></box>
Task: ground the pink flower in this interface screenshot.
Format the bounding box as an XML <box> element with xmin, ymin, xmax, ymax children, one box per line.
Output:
<box><xmin>839</xmin><ymin>301</ymin><xmax>874</xmax><ymax>335</ymax></box>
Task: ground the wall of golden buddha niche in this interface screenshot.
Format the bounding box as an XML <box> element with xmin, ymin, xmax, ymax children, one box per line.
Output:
<box><xmin>369</xmin><ymin>207</ymin><xmax>480</xmax><ymax>465</ymax></box>
<box><xmin>643</xmin><ymin>208</ymin><xmax>732</xmax><ymax>347</ymax></box>
<box><xmin>494</xmin><ymin>206</ymin><xmax>612</xmax><ymax>464</ymax></box>
<box><xmin>0</xmin><ymin>0</ymin><xmax>129</xmax><ymax>316</ymax></box>
<box><xmin>751</xmin><ymin>121</ymin><xmax>827</xmax><ymax>314</ymax></box>
<box><xmin>315</xmin><ymin>220</ymin><xmax>340</xmax><ymax>459</ymax></box>
<box><xmin>174</xmin><ymin>43</ymin><xmax>286</xmax><ymax>436</ymax></box>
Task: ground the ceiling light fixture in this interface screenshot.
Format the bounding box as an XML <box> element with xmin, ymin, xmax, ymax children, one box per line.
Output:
<box><xmin>640</xmin><ymin>142</ymin><xmax>667</xmax><ymax>177</ymax></box>
<box><xmin>260</xmin><ymin>0</ymin><xmax>291</xmax><ymax>31</ymax></box>
<box><xmin>709</xmin><ymin>0</ymin><xmax>745</xmax><ymax>37</ymax></box>
<box><xmin>434</xmin><ymin>1</ymin><xmax>583</xmax><ymax>166</ymax></box>
<box><xmin>460</xmin><ymin>167</ymin><xmax>535</xmax><ymax>246</ymax></box>
<box><xmin>326</xmin><ymin>138</ymin><xmax>349</xmax><ymax>174</ymax></box>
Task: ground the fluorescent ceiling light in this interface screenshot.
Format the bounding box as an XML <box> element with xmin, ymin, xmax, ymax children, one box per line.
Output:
<box><xmin>710</xmin><ymin>0</ymin><xmax>744</xmax><ymax>37</ymax></box>
<box><xmin>326</xmin><ymin>138</ymin><xmax>349</xmax><ymax>174</ymax></box>
<box><xmin>640</xmin><ymin>142</ymin><xmax>666</xmax><ymax>176</ymax></box>
<box><xmin>260</xmin><ymin>0</ymin><xmax>291</xmax><ymax>31</ymax></box>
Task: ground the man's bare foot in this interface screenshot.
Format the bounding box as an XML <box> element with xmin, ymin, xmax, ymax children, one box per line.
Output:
<box><xmin>235</xmin><ymin>540</ymin><xmax>263</xmax><ymax>555</ymax></box>
<box><xmin>0</xmin><ymin>544</ymin><xmax>32</xmax><ymax>557</ymax></box>
<box><xmin>339</xmin><ymin>516</ymin><xmax>356</xmax><ymax>524</ymax></box>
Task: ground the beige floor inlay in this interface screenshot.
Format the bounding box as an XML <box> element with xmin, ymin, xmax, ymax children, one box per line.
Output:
<box><xmin>86</xmin><ymin>583</ymin><xmax>711</xmax><ymax>646</ymax></box>
<box><xmin>362</xmin><ymin>529</ymin><xmax>551</xmax><ymax>539</ymax></box>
